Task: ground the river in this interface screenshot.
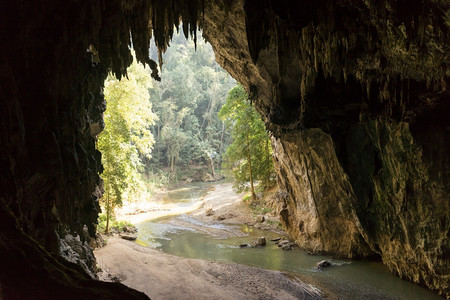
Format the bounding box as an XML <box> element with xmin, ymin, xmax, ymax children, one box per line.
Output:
<box><xmin>134</xmin><ymin>182</ymin><xmax>442</xmax><ymax>300</ymax></box>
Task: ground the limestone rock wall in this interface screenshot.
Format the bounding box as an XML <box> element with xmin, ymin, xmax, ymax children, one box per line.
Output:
<box><xmin>271</xmin><ymin>122</ymin><xmax>449</xmax><ymax>295</ymax></box>
<box><xmin>342</xmin><ymin>120</ymin><xmax>449</xmax><ymax>293</ymax></box>
<box><xmin>271</xmin><ymin>129</ymin><xmax>372</xmax><ymax>258</ymax></box>
<box><xmin>202</xmin><ymin>0</ymin><xmax>449</xmax><ymax>296</ymax></box>
<box><xmin>0</xmin><ymin>0</ymin><xmax>200</xmax><ymax>298</ymax></box>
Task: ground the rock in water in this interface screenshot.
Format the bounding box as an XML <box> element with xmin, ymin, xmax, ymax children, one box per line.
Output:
<box><xmin>276</xmin><ymin>239</ymin><xmax>296</xmax><ymax>250</ymax></box>
<box><xmin>316</xmin><ymin>260</ymin><xmax>331</xmax><ymax>270</ymax></box>
<box><xmin>257</xmin><ymin>237</ymin><xmax>266</xmax><ymax>246</ymax></box>
<box><xmin>249</xmin><ymin>236</ymin><xmax>267</xmax><ymax>247</ymax></box>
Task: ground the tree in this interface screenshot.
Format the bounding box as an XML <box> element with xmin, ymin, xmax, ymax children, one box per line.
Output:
<box><xmin>219</xmin><ymin>84</ymin><xmax>274</xmax><ymax>200</ymax></box>
<box><xmin>146</xmin><ymin>30</ymin><xmax>235</xmax><ymax>176</ymax></box>
<box><xmin>98</xmin><ymin>55</ymin><xmax>157</xmax><ymax>233</ymax></box>
<box><xmin>159</xmin><ymin>104</ymin><xmax>189</xmax><ymax>174</ymax></box>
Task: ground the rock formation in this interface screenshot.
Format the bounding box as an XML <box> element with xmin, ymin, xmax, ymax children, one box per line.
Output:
<box><xmin>201</xmin><ymin>0</ymin><xmax>449</xmax><ymax>296</ymax></box>
<box><xmin>0</xmin><ymin>0</ymin><xmax>448</xmax><ymax>298</ymax></box>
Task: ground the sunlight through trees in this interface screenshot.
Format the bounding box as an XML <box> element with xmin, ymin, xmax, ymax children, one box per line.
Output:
<box><xmin>219</xmin><ymin>85</ymin><xmax>275</xmax><ymax>199</ymax></box>
<box><xmin>98</xmin><ymin>55</ymin><xmax>157</xmax><ymax>232</ymax></box>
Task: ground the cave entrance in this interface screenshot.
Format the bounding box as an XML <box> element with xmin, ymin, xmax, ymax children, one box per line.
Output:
<box><xmin>96</xmin><ymin>29</ymin><xmax>239</xmax><ymax>234</ymax></box>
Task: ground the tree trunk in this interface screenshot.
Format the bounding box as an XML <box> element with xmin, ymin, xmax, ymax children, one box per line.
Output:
<box><xmin>265</xmin><ymin>136</ymin><xmax>270</xmax><ymax>186</ymax></box>
<box><xmin>246</xmin><ymin>131</ymin><xmax>256</xmax><ymax>200</ymax></box>
<box><xmin>207</xmin><ymin>152</ymin><xmax>215</xmax><ymax>177</ymax></box>
<box><xmin>105</xmin><ymin>167</ymin><xmax>110</xmax><ymax>234</ymax></box>
<box><xmin>218</xmin><ymin>121</ymin><xmax>225</xmax><ymax>158</ymax></box>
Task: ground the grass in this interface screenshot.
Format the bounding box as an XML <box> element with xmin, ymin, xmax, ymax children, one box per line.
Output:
<box><xmin>97</xmin><ymin>213</ymin><xmax>133</xmax><ymax>233</ymax></box>
<box><xmin>249</xmin><ymin>201</ymin><xmax>272</xmax><ymax>215</ymax></box>
<box><xmin>242</xmin><ymin>191</ymin><xmax>273</xmax><ymax>216</ymax></box>
<box><xmin>265</xmin><ymin>219</ymin><xmax>283</xmax><ymax>228</ymax></box>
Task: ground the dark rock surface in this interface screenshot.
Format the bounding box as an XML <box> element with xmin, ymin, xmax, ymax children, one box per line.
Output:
<box><xmin>276</xmin><ymin>239</ymin><xmax>297</xmax><ymax>251</ymax></box>
<box><xmin>316</xmin><ymin>260</ymin><xmax>331</xmax><ymax>270</ymax></box>
<box><xmin>59</xmin><ymin>232</ymin><xmax>98</xmax><ymax>278</ymax></box>
<box><xmin>0</xmin><ymin>205</ymin><xmax>149</xmax><ymax>300</ymax></box>
<box><xmin>0</xmin><ymin>0</ymin><xmax>448</xmax><ymax>298</ymax></box>
<box><xmin>202</xmin><ymin>0</ymin><xmax>449</xmax><ymax>296</ymax></box>
<box><xmin>253</xmin><ymin>236</ymin><xmax>266</xmax><ymax>247</ymax></box>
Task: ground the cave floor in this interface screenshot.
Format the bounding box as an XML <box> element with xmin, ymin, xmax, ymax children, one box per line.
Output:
<box><xmin>95</xmin><ymin>182</ymin><xmax>324</xmax><ymax>299</ymax></box>
<box><xmin>95</xmin><ymin>236</ymin><xmax>324</xmax><ymax>300</ymax></box>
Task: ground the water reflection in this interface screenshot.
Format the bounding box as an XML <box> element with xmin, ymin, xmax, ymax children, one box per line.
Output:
<box><xmin>135</xmin><ymin>182</ymin><xmax>442</xmax><ymax>300</ymax></box>
<box><xmin>136</xmin><ymin>219</ymin><xmax>442</xmax><ymax>300</ymax></box>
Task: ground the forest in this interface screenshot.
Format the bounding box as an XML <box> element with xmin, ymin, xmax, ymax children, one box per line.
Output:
<box><xmin>97</xmin><ymin>30</ymin><xmax>275</xmax><ymax>231</ymax></box>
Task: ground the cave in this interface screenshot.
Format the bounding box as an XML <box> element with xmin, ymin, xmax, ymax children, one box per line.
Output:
<box><xmin>0</xmin><ymin>0</ymin><xmax>448</xmax><ymax>299</ymax></box>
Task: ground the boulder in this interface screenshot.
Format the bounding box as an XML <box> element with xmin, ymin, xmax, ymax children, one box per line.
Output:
<box><xmin>257</xmin><ymin>237</ymin><xmax>266</xmax><ymax>246</ymax></box>
<box><xmin>122</xmin><ymin>225</ymin><xmax>137</xmax><ymax>234</ymax></box>
<box><xmin>277</xmin><ymin>239</ymin><xmax>296</xmax><ymax>251</ymax></box>
<box><xmin>120</xmin><ymin>234</ymin><xmax>137</xmax><ymax>241</ymax></box>
<box><xmin>316</xmin><ymin>260</ymin><xmax>331</xmax><ymax>270</ymax></box>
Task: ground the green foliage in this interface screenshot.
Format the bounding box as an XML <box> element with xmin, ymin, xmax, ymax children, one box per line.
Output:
<box><xmin>98</xmin><ymin>54</ymin><xmax>157</xmax><ymax>232</ymax></box>
<box><xmin>147</xmin><ymin>30</ymin><xmax>235</xmax><ymax>178</ymax></box>
<box><xmin>144</xmin><ymin>169</ymin><xmax>172</xmax><ymax>189</ymax></box>
<box><xmin>242</xmin><ymin>194</ymin><xmax>252</xmax><ymax>202</ymax></box>
<box><xmin>97</xmin><ymin>213</ymin><xmax>133</xmax><ymax>233</ymax></box>
<box><xmin>219</xmin><ymin>85</ymin><xmax>275</xmax><ymax>197</ymax></box>
<box><xmin>249</xmin><ymin>201</ymin><xmax>273</xmax><ymax>215</ymax></box>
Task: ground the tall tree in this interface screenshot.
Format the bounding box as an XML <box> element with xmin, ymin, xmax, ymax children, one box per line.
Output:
<box><xmin>98</xmin><ymin>55</ymin><xmax>157</xmax><ymax>233</ymax></box>
<box><xmin>219</xmin><ymin>85</ymin><xmax>274</xmax><ymax>199</ymax></box>
<box><xmin>147</xmin><ymin>30</ymin><xmax>235</xmax><ymax>175</ymax></box>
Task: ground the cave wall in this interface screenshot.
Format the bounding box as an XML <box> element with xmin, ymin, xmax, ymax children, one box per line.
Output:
<box><xmin>201</xmin><ymin>0</ymin><xmax>449</xmax><ymax>296</ymax></box>
<box><xmin>0</xmin><ymin>0</ymin><xmax>448</xmax><ymax>298</ymax></box>
<box><xmin>0</xmin><ymin>0</ymin><xmax>200</xmax><ymax>298</ymax></box>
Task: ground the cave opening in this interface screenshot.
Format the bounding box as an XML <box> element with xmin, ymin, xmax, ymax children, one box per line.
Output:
<box><xmin>94</xmin><ymin>28</ymin><xmax>247</xmax><ymax>233</ymax></box>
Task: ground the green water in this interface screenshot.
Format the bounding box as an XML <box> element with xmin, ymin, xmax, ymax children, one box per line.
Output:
<box><xmin>135</xmin><ymin>183</ymin><xmax>443</xmax><ymax>300</ymax></box>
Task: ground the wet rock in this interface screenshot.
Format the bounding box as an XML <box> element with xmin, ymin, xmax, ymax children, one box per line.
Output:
<box><xmin>270</xmin><ymin>237</ymin><xmax>281</xmax><ymax>242</ymax></box>
<box><xmin>249</xmin><ymin>236</ymin><xmax>267</xmax><ymax>248</ymax></box>
<box><xmin>257</xmin><ymin>237</ymin><xmax>266</xmax><ymax>246</ymax></box>
<box><xmin>316</xmin><ymin>260</ymin><xmax>331</xmax><ymax>270</ymax></box>
<box><xmin>120</xmin><ymin>234</ymin><xmax>137</xmax><ymax>241</ymax></box>
<box><xmin>239</xmin><ymin>243</ymin><xmax>249</xmax><ymax>248</ymax></box>
<box><xmin>281</xmin><ymin>244</ymin><xmax>292</xmax><ymax>251</ymax></box>
<box><xmin>277</xmin><ymin>239</ymin><xmax>296</xmax><ymax>251</ymax></box>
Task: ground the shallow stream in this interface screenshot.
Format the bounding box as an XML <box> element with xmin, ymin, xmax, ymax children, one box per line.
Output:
<box><xmin>135</xmin><ymin>183</ymin><xmax>442</xmax><ymax>300</ymax></box>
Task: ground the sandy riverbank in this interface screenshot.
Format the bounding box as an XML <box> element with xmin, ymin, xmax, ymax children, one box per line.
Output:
<box><xmin>95</xmin><ymin>182</ymin><xmax>326</xmax><ymax>299</ymax></box>
<box><xmin>115</xmin><ymin>182</ymin><xmax>252</xmax><ymax>225</ymax></box>
<box><xmin>95</xmin><ymin>237</ymin><xmax>324</xmax><ymax>300</ymax></box>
